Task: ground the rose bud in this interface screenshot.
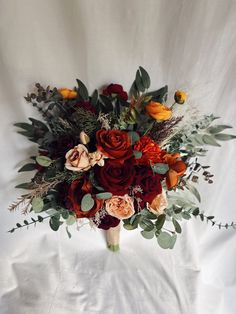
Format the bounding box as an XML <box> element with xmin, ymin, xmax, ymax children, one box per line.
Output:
<box><xmin>145</xmin><ymin>101</ymin><xmax>172</xmax><ymax>121</ymax></box>
<box><xmin>174</xmin><ymin>90</ymin><xmax>187</xmax><ymax>104</ymax></box>
<box><xmin>58</xmin><ymin>88</ymin><xmax>77</xmax><ymax>99</ymax></box>
<box><xmin>79</xmin><ymin>131</ymin><xmax>90</xmax><ymax>145</ymax></box>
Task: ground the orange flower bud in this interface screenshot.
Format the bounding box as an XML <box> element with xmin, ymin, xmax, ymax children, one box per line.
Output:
<box><xmin>59</xmin><ymin>88</ymin><xmax>77</xmax><ymax>99</ymax></box>
<box><xmin>174</xmin><ymin>90</ymin><xmax>187</xmax><ymax>104</ymax></box>
<box><xmin>145</xmin><ymin>101</ymin><xmax>172</xmax><ymax>121</ymax></box>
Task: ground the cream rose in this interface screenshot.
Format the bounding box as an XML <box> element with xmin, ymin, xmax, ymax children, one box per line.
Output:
<box><xmin>65</xmin><ymin>144</ymin><xmax>91</xmax><ymax>172</ymax></box>
<box><xmin>105</xmin><ymin>194</ymin><xmax>135</xmax><ymax>219</ymax></box>
<box><xmin>89</xmin><ymin>150</ymin><xmax>107</xmax><ymax>167</ymax></box>
<box><xmin>147</xmin><ymin>189</ymin><xmax>168</xmax><ymax>216</ymax></box>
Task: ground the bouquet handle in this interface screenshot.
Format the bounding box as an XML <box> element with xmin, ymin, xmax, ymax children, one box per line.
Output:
<box><xmin>106</xmin><ymin>223</ymin><xmax>120</xmax><ymax>252</ymax></box>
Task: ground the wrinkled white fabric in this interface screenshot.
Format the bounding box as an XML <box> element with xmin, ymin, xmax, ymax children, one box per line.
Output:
<box><xmin>0</xmin><ymin>0</ymin><xmax>236</xmax><ymax>313</ymax></box>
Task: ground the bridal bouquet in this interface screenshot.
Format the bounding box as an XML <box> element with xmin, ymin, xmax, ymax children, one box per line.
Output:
<box><xmin>8</xmin><ymin>67</ymin><xmax>236</xmax><ymax>251</ymax></box>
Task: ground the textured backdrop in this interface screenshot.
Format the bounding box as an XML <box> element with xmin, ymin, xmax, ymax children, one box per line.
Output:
<box><xmin>0</xmin><ymin>0</ymin><xmax>236</xmax><ymax>313</ymax></box>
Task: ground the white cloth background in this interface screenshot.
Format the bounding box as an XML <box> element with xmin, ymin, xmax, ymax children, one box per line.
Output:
<box><xmin>0</xmin><ymin>0</ymin><xmax>236</xmax><ymax>313</ymax></box>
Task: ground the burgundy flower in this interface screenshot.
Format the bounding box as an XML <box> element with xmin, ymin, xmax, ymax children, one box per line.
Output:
<box><xmin>95</xmin><ymin>214</ymin><xmax>120</xmax><ymax>230</ymax></box>
<box><xmin>134</xmin><ymin>167</ymin><xmax>162</xmax><ymax>206</ymax></box>
<box><xmin>94</xmin><ymin>159</ymin><xmax>135</xmax><ymax>196</ymax></box>
<box><xmin>103</xmin><ymin>84</ymin><xmax>128</xmax><ymax>101</ymax></box>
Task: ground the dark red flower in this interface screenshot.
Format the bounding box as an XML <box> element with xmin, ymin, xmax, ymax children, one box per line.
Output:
<box><xmin>103</xmin><ymin>84</ymin><xmax>128</xmax><ymax>101</ymax></box>
<box><xmin>134</xmin><ymin>167</ymin><xmax>162</xmax><ymax>205</ymax></box>
<box><xmin>94</xmin><ymin>159</ymin><xmax>135</xmax><ymax>196</ymax></box>
<box><xmin>67</xmin><ymin>178</ymin><xmax>104</xmax><ymax>218</ymax></box>
<box><xmin>95</xmin><ymin>214</ymin><xmax>120</xmax><ymax>230</ymax></box>
<box><xmin>96</xmin><ymin>129</ymin><xmax>133</xmax><ymax>163</ymax></box>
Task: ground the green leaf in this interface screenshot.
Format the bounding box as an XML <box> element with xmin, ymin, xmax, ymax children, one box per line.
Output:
<box><xmin>214</xmin><ymin>133</ymin><xmax>236</xmax><ymax>141</ymax></box>
<box><xmin>129</xmin><ymin>81</ymin><xmax>139</xmax><ymax>98</ymax></box>
<box><xmin>15</xmin><ymin>182</ymin><xmax>33</xmax><ymax>189</ymax></box>
<box><xmin>37</xmin><ymin>215</ymin><xmax>44</xmax><ymax>222</ymax></box>
<box><xmin>76</xmin><ymin>79</ymin><xmax>89</xmax><ymax>101</ymax></box>
<box><xmin>36</xmin><ymin>156</ymin><xmax>52</xmax><ymax>167</ymax></box>
<box><xmin>81</xmin><ymin>193</ymin><xmax>94</xmax><ymax>211</ymax></box>
<box><xmin>202</xmin><ymin>134</ymin><xmax>221</xmax><ymax>147</ymax></box>
<box><xmin>141</xmin><ymin>229</ymin><xmax>155</xmax><ymax>239</ymax></box>
<box><xmin>155</xmin><ymin>214</ymin><xmax>166</xmax><ymax>230</ymax></box>
<box><xmin>91</xmin><ymin>89</ymin><xmax>98</xmax><ymax>107</ymax></box>
<box><xmin>14</xmin><ymin>122</ymin><xmax>33</xmax><ymax>131</ymax></box>
<box><xmin>66</xmin><ymin>215</ymin><xmax>76</xmax><ymax>225</ymax></box>
<box><xmin>133</xmin><ymin>150</ymin><xmax>142</xmax><ymax>159</ymax></box>
<box><xmin>23</xmin><ymin>220</ymin><xmax>29</xmax><ymax>225</ymax></box>
<box><xmin>169</xmin><ymin>234</ymin><xmax>177</xmax><ymax>249</ymax></box>
<box><xmin>152</xmin><ymin>163</ymin><xmax>169</xmax><ymax>174</ymax></box>
<box><xmin>123</xmin><ymin>223</ymin><xmax>137</xmax><ymax>230</ymax></box>
<box><xmin>141</xmin><ymin>209</ymin><xmax>157</xmax><ymax>220</ymax></box>
<box><xmin>61</xmin><ymin>210</ymin><xmax>70</xmax><ymax>219</ymax></box>
<box><xmin>186</xmin><ymin>182</ymin><xmax>201</xmax><ymax>203</ymax></box>
<box><xmin>139</xmin><ymin>66</ymin><xmax>151</xmax><ymax>89</ymax></box>
<box><xmin>208</xmin><ymin>125</ymin><xmax>232</xmax><ymax>134</ymax></box>
<box><xmin>128</xmin><ymin>131</ymin><xmax>140</xmax><ymax>145</ymax></box>
<box><xmin>96</xmin><ymin>192</ymin><xmax>112</xmax><ymax>199</ymax></box>
<box><xmin>145</xmin><ymin>85</ymin><xmax>168</xmax><ymax>103</ymax></box>
<box><xmin>28</xmin><ymin>118</ymin><xmax>49</xmax><ymax>131</ymax></box>
<box><xmin>157</xmin><ymin>231</ymin><xmax>172</xmax><ymax>249</ymax></box>
<box><xmin>139</xmin><ymin>218</ymin><xmax>154</xmax><ymax>231</ymax></box>
<box><xmin>192</xmin><ymin>208</ymin><xmax>200</xmax><ymax>216</ymax></box>
<box><xmin>49</xmin><ymin>216</ymin><xmax>60</xmax><ymax>231</ymax></box>
<box><xmin>18</xmin><ymin>163</ymin><xmax>36</xmax><ymax>172</ymax></box>
<box><xmin>66</xmin><ymin>226</ymin><xmax>72</xmax><ymax>238</ymax></box>
<box><xmin>172</xmin><ymin>218</ymin><xmax>182</xmax><ymax>233</ymax></box>
<box><xmin>100</xmin><ymin>95</ymin><xmax>113</xmax><ymax>113</ymax></box>
<box><xmin>32</xmin><ymin>197</ymin><xmax>44</xmax><ymax>213</ymax></box>
<box><xmin>16</xmin><ymin>223</ymin><xmax>22</xmax><ymax>228</ymax></box>
<box><xmin>181</xmin><ymin>212</ymin><xmax>191</xmax><ymax>220</ymax></box>
<box><xmin>135</xmin><ymin>69</ymin><xmax>145</xmax><ymax>92</ymax></box>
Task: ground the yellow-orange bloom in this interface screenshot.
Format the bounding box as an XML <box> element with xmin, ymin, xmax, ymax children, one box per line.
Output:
<box><xmin>174</xmin><ymin>90</ymin><xmax>187</xmax><ymax>104</ymax></box>
<box><xmin>59</xmin><ymin>88</ymin><xmax>77</xmax><ymax>99</ymax></box>
<box><xmin>163</xmin><ymin>153</ymin><xmax>187</xmax><ymax>189</ymax></box>
<box><xmin>145</xmin><ymin>101</ymin><xmax>172</xmax><ymax>121</ymax></box>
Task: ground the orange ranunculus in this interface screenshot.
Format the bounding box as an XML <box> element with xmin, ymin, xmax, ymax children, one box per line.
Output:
<box><xmin>134</xmin><ymin>136</ymin><xmax>166</xmax><ymax>166</ymax></box>
<box><xmin>174</xmin><ymin>90</ymin><xmax>187</xmax><ymax>104</ymax></box>
<box><xmin>145</xmin><ymin>101</ymin><xmax>172</xmax><ymax>121</ymax></box>
<box><xmin>59</xmin><ymin>88</ymin><xmax>77</xmax><ymax>99</ymax></box>
<box><xmin>163</xmin><ymin>153</ymin><xmax>187</xmax><ymax>189</ymax></box>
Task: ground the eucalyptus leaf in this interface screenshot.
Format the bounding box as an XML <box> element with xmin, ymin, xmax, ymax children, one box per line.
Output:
<box><xmin>49</xmin><ymin>217</ymin><xmax>60</xmax><ymax>231</ymax></box>
<box><xmin>185</xmin><ymin>182</ymin><xmax>201</xmax><ymax>203</ymax></box>
<box><xmin>152</xmin><ymin>163</ymin><xmax>169</xmax><ymax>174</ymax></box>
<box><xmin>172</xmin><ymin>218</ymin><xmax>182</xmax><ymax>233</ymax></box>
<box><xmin>66</xmin><ymin>215</ymin><xmax>76</xmax><ymax>225</ymax></box>
<box><xmin>214</xmin><ymin>133</ymin><xmax>236</xmax><ymax>141</ymax></box>
<box><xmin>81</xmin><ymin>193</ymin><xmax>95</xmax><ymax>212</ymax></box>
<box><xmin>155</xmin><ymin>214</ymin><xmax>166</xmax><ymax>230</ymax></box>
<box><xmin>36</xmin><ymin>156</ymin><xmax>52</xmax><ymax>167</ymax></box>
<box><xmin>32</xmin><ymin>197</ymin><xmax>44</xmax><ymax>213</ymax></box>
<box><xmin>169</xmin><ymin>234</ymin><xmax>177</xmax><ymax>249</ymax></box>
<box><xmin>157</xmin><ymin>231</ymin><xmax>172</xmax><ymax>249</ymax></box>
<box><xmin>208</xmin><ymin>125</ymin><xmax>232</xmax><ymax>134</ymax></box>
<box><xmin>66</xmin><ymin>226</ymin><xmax>72</xmax><ymax>238</ymax></box>
<box><xmin>133</xmin><ymin>150</ymin><xmax>142</xmax><ymax>159</ymax></box>
<box><xmin>202</xmin><ymin>134</ymin><xmax>221</xmax><ymax>147</ymax></box>
<box><xmin>128</xmin><ymin>131</ymin><xmax>140</xmax><ymax>145</ymax></box>
<box><xmin>139</xmin><ymin>218</ymin><xmax>154</xmax><ymax>231</ymax></box>
<box><xmin>141</xmin><ymin>229</ymin><xmax>155</xmax><ymax>239</ymax></box>
<box><xmin>123</xmin><ymin>223</ymin><xmax>137</xmax><ymax>230</ymax></box>
<box><xmin>96</xmin><ymin>192</ymin><xmax>112</xmax><ymax>199</ymax></box>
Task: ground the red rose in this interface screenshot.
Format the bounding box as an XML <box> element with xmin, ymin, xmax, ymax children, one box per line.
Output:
<box><xmin>134</xmin><ymin>136</ymin><xmax>166</xmax><ymax>166</ymax></box>
<box><xmin>103</xmin><ymin>84</ymin><xmax>128</xmax><ymax>101</ymax></box>
<box><xmin>96</xmin><ymin>129</ymin><xmax>133</xmax><ymax>162</ymax></box>
<box><xmin>95</xmin><ymin>159</ymin><xmax>135</xmax><ymax>196</ymax></box>
<box><xmin>67</xmin><ymin>178</ymin><xmax>104</xmax><ymax>218</ymax></box>
<box><xmin>134</xmin><ymin>167</ymin><xmax>162</xmax><ymax>205</ymax></box>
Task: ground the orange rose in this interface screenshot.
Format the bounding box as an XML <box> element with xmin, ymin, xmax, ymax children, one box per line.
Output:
<box><xmin>105</xmin><ymin>194</ymin><xmax>135</xmax><ymax>219</ymax></box>
<box><xmin>174</xmin><ymin>90</ymin><xmax>187</xmax><ymax>104</ymax></box>
<box><xmin>67</xmin><ymin>178</ymin><xmax>104</xmax><ymax>218</ymax></box>
<box><xmin>147</xmin><ymin>189</ymin><xmax>168</xmax><ymax>216</ymax></box>
<box><xmin>163</xmin><ymin>153</ymin><xmax>187</xmax><ymax>189</ymax></box>
<box><xmin>59</xmin><ymin>88</ymin><xmax>77</xmax><ymax>99</ymax></box>
<box><xmin>145</xmin><ymin>101</ymin><xmax>172</xmax><ymax>121</ymax></box>
<box><xmin>134</xmin><ymin>136</ymin><xmax>166</xmax><ymax>166</ymax></box>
